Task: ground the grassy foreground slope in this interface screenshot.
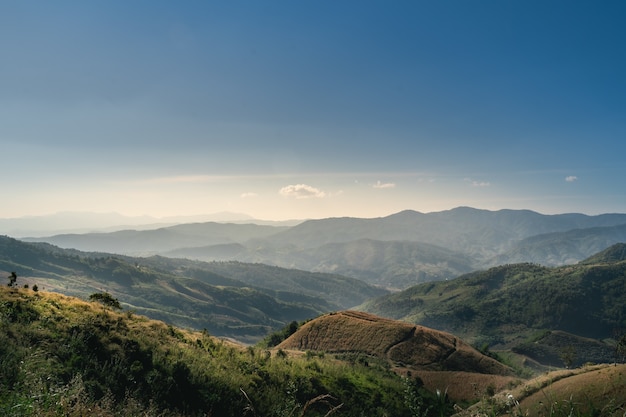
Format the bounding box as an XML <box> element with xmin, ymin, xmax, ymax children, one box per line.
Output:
<box><xmin>456</xmin><ymin>364</ymin><xmax>626</xmax><ymax>417</ymax></box>
<box><xmin>4</xmin><ymin>286</ymin><xmax>626</xmax><ymax>416</ymax></box>
<box><xmin>0</xmin><ymin>286</ymin><xmax>445</xmax><ymax>417</ymax></box>
<box><xmin>270</xmin><ymin>311</ymin><xmax>626</xmax><ymax>415</ymax></box>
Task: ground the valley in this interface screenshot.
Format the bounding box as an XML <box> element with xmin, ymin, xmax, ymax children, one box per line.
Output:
<box><xmin>20</xmin><ymin>207</ymin><xmax>626</xmax><ymax>290</ymax></box>
<box><xmin>2</xmin><ymin>206</ymin><xmax>626</xmax><ymax>415</ymax></box>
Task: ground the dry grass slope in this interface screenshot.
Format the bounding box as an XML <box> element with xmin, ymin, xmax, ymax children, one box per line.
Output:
<box><xmin>457</xmin><ymin>364</ymin><xmax>626</xmax><ymax>416</ymax></box>
<box><xmin>517</xmin><ymin>364</ymin><xmax>626</xmax><ymax>416</ymax></box>
<box><xmin>278</xmin><ymin>310</ymin><xmax>519</xmax><ymax>401</ymax></box>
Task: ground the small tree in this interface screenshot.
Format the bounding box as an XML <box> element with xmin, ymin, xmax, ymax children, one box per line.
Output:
<box><xmin>613</xmin><ymin>329</ymin><xmax>626</xmax><ymax>365</ymax></box>
<box><xmin>559</xmin><ymin>345</ymin><xmax>576</xmax><ymax>368</ymax></box>
<box><xmin>7</xmin><ymin>272</ymin><xmax>17</xmax><ymax>288</ymax></box>
<box><xmin>89</xmin><ymin>292</ymin><xmax>122</xmax><ymax>310</ymax></box>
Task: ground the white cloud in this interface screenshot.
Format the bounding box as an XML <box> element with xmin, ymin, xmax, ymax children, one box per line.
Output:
<box><xmin>279</xmin><ymin>184</ymin><xmax>326</xmax><ymax>199</ymax></box>
<box><xmin>464</xmin><ymin>178</ymin><xmax>491</xmax><ymax>187</ymax></box>
<box><xmin>240</xmin><ymin>192</ymin><xmax>258</xmax><ymax>198</ymax></box>
<box><xmin>372</xmin><ymin>180</ymin><xmax>396</xmax><ymax>189</ymax></box>
<box><xmin>565</xmin><ymin>175</ymin><xmax>578</xmax><ymax>182</ymax></box>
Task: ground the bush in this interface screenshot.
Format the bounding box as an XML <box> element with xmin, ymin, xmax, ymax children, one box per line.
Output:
<box><xmin>89</xmin><ymin>292</ymin><xmax>122</xmax><ymax>310</ymax></box>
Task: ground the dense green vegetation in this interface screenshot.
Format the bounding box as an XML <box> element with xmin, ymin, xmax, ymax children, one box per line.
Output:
<box><xmin>0</xmin><ymin>286</ymin><xmax>442</xmax><ymax>416</ymax></box>
<box><xmin>0</xmin><ymin>236</ymin><xmax>383</xmax><ymax>342</ymax></box>
<box><xmin>260</xmin><ymin>319</ymin><xmax>304</xmax><ymax>348</ymax></box>
<box><xmin>362</xmin><ymin>249</ymin><xmax>626</xmax><ymax>365</ymax></box>
<box><xmin>141</xmin><ymin>256</ymin><xmax>388</xmax><ymax>307</ymax></box>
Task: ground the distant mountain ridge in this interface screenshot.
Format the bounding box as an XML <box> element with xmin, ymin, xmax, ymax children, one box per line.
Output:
<box><xmin>264</xmin><ymin>207</ymin><xmax>626</xmax><ymax>255</ymax></box>
<box><xmin>18</xmin><ymin>206</ymin><xmax>626</xmax><ymax>289</ymax></box>
<box><xmin>24</xmin><ymin>222</ymin><xmax>290</xmax><ymax>255</ymax></box>
<box><xmin>1</xmin><ymin>211</ymin><xmax>301</xmax><ymax>237</ymax></box>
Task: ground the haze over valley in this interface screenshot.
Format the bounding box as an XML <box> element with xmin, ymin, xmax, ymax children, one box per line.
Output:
<box><xmin>3</xmin><ymin>207</ymin><xmax>626</xmax><ymax>414</ymax></box>
<box><xmin>2</xmin><ymin>1</ymin><xmax>626</xmax><ymax>415</ymax></box>
<box><xmin>15</xmin><ymin>207</ymin><xmax>626</xmax><ymax>290</ymax></box>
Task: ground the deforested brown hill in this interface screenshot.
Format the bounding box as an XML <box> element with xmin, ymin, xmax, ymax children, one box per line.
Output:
<box><xmin>278</xmin><ymin>310</ymin><xmax>512</xmax><ymax>376</ymax></box>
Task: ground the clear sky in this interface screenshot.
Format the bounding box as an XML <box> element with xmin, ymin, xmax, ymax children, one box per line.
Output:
<box><xmin>1</xmin><ymin>1</ymin><xmax>625</xmax><ymax>220</ymax></box>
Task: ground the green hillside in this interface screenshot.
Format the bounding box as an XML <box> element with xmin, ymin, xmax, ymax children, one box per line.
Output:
<box><xmin>487</xmin><ymin>225</ymin><xmax>626</xmax><ymax>266</ymax></box>
<box><xmin>171</xmin><ymin>239</ymin><xmax>475</xmax><ymax>290</ymax></box>
<box><xmin>263</xmin><ymin>208</ymin><xmax>626</xmax><ymax>257</ymax></box>
<box><xmin>4</xmin><ymin>287</ymin><xmax>626</xmax><ymax>416</ymax></box>
<box><xmin>0</xmin><ymin>286</ymin><xmax>432</xmax><ymax>417</ymax></box>
<box><xmin>23</xmin><ymin>208</ymin><xmax>626</xmax><ymax>290</ymax></box>
<box><xmin>361</xmin><ymin>245</ymin><xmax>626</xmax><ymax>365</ymax></box>
<box><xmin>139</xmin><ymin>256</ymin><xmax>388</xmax><ymax>308</ymax></box>
<box><xmin>580</xmin><ymin>242</ymin><xmax>626</xmax><ymax>265</ymax></box>
<box><xmin>0</xmin><ymin>236</ymin><xmax>382</xmax><ymax>342</ymax></box>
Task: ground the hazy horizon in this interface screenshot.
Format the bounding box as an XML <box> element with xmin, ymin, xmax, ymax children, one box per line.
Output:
<box><xmin>2</xmin><ymin>2</ymin><xmax>625</xmax><ymax>221</ymax></box>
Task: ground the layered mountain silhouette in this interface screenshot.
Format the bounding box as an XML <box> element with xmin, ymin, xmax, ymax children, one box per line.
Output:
<box><xmin>0</xmin><ymin>236</ymin><xmax>384</xmax><ymax>342</ymax></box>
<box><xmin>23</xmin><ymin>207</ymin><xmax>626</xmax><ymax>289</ymax></box>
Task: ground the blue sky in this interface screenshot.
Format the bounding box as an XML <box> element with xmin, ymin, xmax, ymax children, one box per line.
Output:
<box><xmin>1</xmin><ymin>1</ymin><xmax>625</xmax><ymax>220</ymax></box>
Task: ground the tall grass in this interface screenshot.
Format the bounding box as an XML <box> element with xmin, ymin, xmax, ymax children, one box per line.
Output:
<box><xmin>0</xmin><ymin>287</ymin><xmax>424</xmax><ymax>416</ymax></box>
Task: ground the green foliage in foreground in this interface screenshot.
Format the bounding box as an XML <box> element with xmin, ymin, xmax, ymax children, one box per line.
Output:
<box><xmin>259</xmin><ymin>319</ymin><xmax>303</xmax><ymax>348</ymax></box>
<box><xmin>0</xmin><ymin>287</ymin><xmax>442</xmax><ymax>417</ymax></box>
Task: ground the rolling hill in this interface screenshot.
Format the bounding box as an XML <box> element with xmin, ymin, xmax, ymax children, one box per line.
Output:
<box><xmin>261</xmin><ymin>207</ymin><xmax>626</xmax><ymax>257</ymax></box>
<box><xmin>361</xmin><ymin>244</ymin><xmax>626</xmax><ymax>366</ymax></box>
<box><xmin>458</xmin><ymin>363</ymin><xmax>626</xmax><ymax>416</ymax></box>
<box><xmin>276</xmin><ymin>310</ymin><xmax>523</xmax><ymax>402</ymax></box>
<box><xmin>0</xmin><ymin>236</ymin><xmax>384</xmax><ymax>342</ymax></box>
<box><xmin>278</xmin><ymin>310</ymin><xmax>513</xmax><ymax>376</ymax></box>
<box><xmin>0</xmin><ymin>287</ymin><xmax>419</xmax><ymax>416</ymax></box>
<box><xmin>167</xmin><ymin>238</ymin><xmax>476</xmax><ymax>289</ymax></box>
<box><xmin>3</xmin><ymin>285</ymin><xmax>624</xmax><ymax>416</ymax></box>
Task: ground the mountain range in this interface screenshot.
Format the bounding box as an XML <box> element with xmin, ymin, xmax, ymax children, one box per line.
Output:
<box><xmin>3</xmin><ymin>207</ymin><xmax>626</xmax><ymax>414</ymax></box>
<box><xmin>0</xmin><ymin>211</ymin><xmax>300</xmax><ymax>237</ymax></box>
<box><xmin>0</xmin><ymin>236</ymin><xmax>385</xmax><ymax>343</ymax></box>
<box><xmin>22</xmin><ymin>207</ymin><xmax>626</xmax><ymax>289</ymax></box>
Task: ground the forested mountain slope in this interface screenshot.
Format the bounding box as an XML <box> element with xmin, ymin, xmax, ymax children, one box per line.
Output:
<box><xmin>0</xmin><ymin>236</ymin><xmax>383</xmax><ymax>342</ymax></box>
<box><xmin>361</xmin><ymin>244</ymin><xmax>626</xmax><ymax>365</ymax></box>
<box><xmin>167</xmin><ymin>239</ymin><xmax>476</xmax><ymax>289</ymax></box>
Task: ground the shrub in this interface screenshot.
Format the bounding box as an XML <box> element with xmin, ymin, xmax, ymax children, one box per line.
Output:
<box><xmin>89</xmin><ymin>292</ymin><xmax>122</xmax><ymax>310</ymax></box>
